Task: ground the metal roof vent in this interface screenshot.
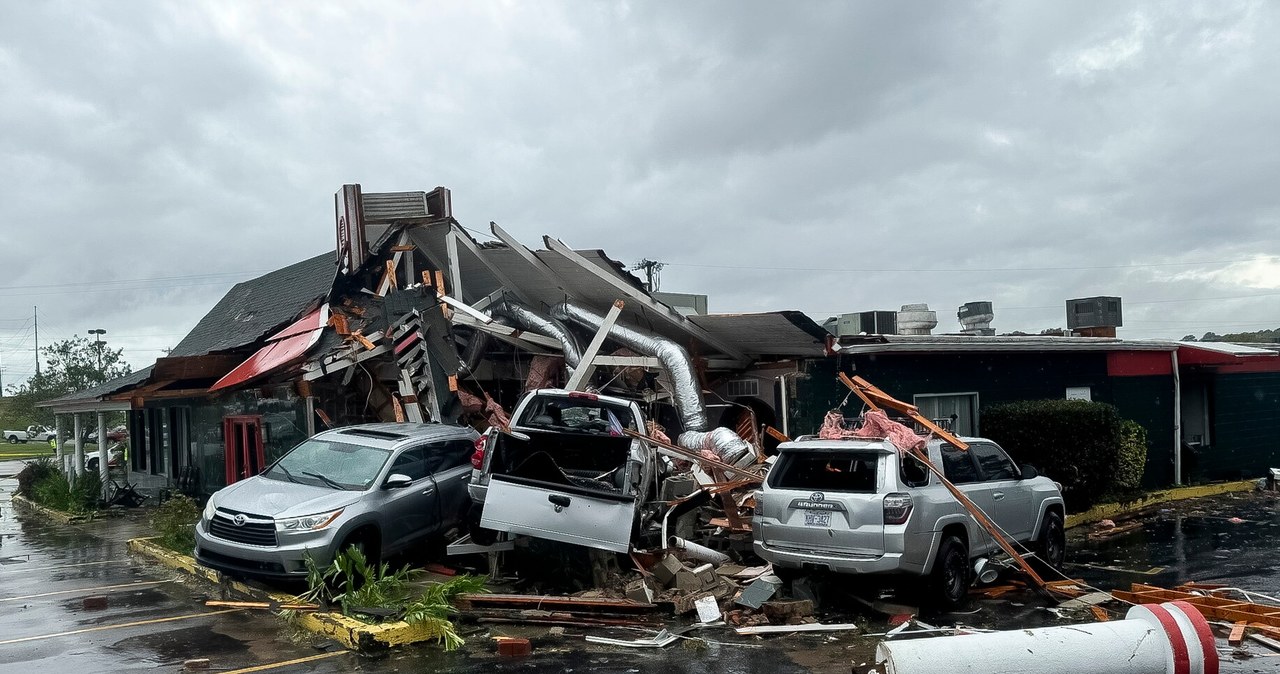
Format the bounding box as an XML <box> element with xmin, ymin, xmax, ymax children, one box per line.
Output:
<box><xmin>896</xmin><ymin>304</ymin><xmax>938</xmax><ymax>335</ymax></box>
<box><xmin>958</xmin><ymin>301</ymin><xmax>995</xmax><ymax>336</ymax></box>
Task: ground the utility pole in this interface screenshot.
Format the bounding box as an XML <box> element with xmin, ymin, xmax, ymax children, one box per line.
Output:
<box><xmin>633</xmin><ymin>259</ymin><xmax>666</xmax><ymax>293</ymax></box>
<box><xmin>33</xmin><ymin>305</ymin><xmax>39</xmax><ymax>376</ymax></box>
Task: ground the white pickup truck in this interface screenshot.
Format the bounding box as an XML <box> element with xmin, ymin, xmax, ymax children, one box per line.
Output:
<box><xmin>466</xmin><ymin>389</ymin><xmax>660</xmax><ymax>553</ymax></box>
<box><xmin>5</xmin><ymin>425</ymin><xmax>56</xmax><ymax>444</ymax></box>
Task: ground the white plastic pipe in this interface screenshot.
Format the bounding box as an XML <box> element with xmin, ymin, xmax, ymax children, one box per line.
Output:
<box><xmin>668</xmin><ymin>536</ymin><xmax>731</xmax><ymax>565</ymax></box>
<box><xmin>877</xmin><ymin>601</ymin><xmax>1218</xmax><ymax>674</ymax></box>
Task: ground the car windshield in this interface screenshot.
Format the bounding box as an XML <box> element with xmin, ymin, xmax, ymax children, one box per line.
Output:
<box><xmin>518</xmin><ymin>396</ymin><xmax>636</xmax><ymax>435</ymax></box>
<box><xmin>770</xmin><ymin>451</ymin><xmax>880</xmax><ymax>493</ymax></box>
<box><xmin>263</xmin><ymin>438</ymin><xmax>391</xmax><ymax>491</ymax></box>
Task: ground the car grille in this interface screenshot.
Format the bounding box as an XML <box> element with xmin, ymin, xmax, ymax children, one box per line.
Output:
<box><xmin>209</xmin><ymin>509</ymin><xmax>277</xmax><ymax>547</ymax></box>
<box><xmin>198</xmin><ymin>548</ymin><xmax>287</xmax><ymax>575</ymax></box>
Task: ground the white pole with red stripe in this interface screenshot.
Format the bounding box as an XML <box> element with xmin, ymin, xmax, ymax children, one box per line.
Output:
<box><xmin>876</xmin><ymin>601</ymin><xmax>1218</xmax><ymax>674</ymax></box>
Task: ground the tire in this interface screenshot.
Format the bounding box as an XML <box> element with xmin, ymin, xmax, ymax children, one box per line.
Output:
<box><xmin>467</xmin><ymin>508</ymin><xmax>499</xmax><ymax>546</ymax></box>
<box><xmin>87</xmin><ymin>457</ymin><xmax>100</xmax><ymax>472</ymax></box>
<box><xmin>7</xmin><ymin>436</ymin><xmax>18</xmax><ymax>444</ymax></box>
<box><xmin>930</xmin><ymin>535</ymin><xmax>970</xmax><ymax>609</ymax></box>
<box><xmin>1035</xmin><ymin>511</ymin><xmax>1066</xmax><ymax>572</ymax></box>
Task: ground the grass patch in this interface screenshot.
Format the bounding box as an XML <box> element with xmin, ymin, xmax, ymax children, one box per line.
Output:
<box><xmin>295</xmin><ymin>548</ymin><xmax>487</xmax><ymax>651</ymax></box>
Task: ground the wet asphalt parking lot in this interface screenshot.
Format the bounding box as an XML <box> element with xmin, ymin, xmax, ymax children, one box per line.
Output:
<box><xmin>5</xmin><ymin>457</ymin><xmax>1280</xmax><ymax>673</ymax></box>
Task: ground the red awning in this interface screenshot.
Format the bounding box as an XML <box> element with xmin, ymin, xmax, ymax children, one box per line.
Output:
<box><xmin>211</xmin><ymin>306</ymin><xmax>328</xmax><ymax>392</ymax></box>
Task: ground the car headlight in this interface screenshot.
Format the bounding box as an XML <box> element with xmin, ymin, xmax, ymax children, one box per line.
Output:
<box><xmin>202</xmin><ymin>499</ymin><xmax>217</xmax><ymax>523</ymax></box>
<box><xmin>276</xmin><ymin>509</ymin><xmax>345</xmax><ymax>533</ymax></box>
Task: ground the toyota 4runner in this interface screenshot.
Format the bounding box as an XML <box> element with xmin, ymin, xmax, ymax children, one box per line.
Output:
<box><xmin>752</xmin><ymin>435</ymin><xmax>1064</xmax><ymax>606</ymax></box>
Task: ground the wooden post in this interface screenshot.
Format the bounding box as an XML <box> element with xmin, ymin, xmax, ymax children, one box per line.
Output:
<box><xmin>564</xmin><ymin>300</ymin><xmax>624</xmax><ymax>391</ymax></box>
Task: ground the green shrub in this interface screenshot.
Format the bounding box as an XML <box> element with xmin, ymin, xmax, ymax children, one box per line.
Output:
<box><xmin>981</xmin><ymin>399</ymin><xmax>1145</xmax><ymax>511</ymax></box>
<box><xmin>23</xmin><ymin>461</ymin><xmax>101</xmax><ymax>515</ymax></box>
<box><xmin>151</xmin><ymin>495</ymin><xmax>200</xmax><ymax>555</ymax></box>
<box><xmin>16</xmin><ymin>457</ymin><xmax>59</xmax><ymax>498</ymax></box>
<box><xmin>1112</xmin><ymin>420</ymin><xmax>1149</xmax><ymax>493</ymax></box>
<box><xmin>297</xmin><ymin>548</ymin><xmax>486</xmax><ymax>651</ymax></box>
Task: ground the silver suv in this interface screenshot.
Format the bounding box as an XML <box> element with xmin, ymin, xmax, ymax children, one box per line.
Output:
<box><xmin>752</xmin><ymin>436</ymin><xmax>1064</xmax><ymax>606</ymax></box>
<box><xmin>195</xmin><ymin>423</ymin><xmax>478</xmax><ymax>579</ymax></box>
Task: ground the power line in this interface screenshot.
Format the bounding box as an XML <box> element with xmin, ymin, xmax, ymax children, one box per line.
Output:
<box><xmin>0</xmin><ymin>269</ymin><xmax>272</xmax><ymax>292</ymax></box>
<box><xmin>660</xmin><ymin>256</ymin><xmax>1280</xmax><ymax>274</ymax></box>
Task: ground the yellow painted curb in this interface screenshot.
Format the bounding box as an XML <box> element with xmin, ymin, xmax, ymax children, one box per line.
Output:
<box><xmin>1065</xmin><ymin>480</ymin><xmax>1257</xmax><ymax>529</ymax></box>
<box><xmin>126</xmin><ymin>537</ymin><xmax>443</xmax><ymax>650</ymax></box>
<box><xmin>11</xmin><ymin>493</ymin><xmax>91</xmax><ymax>524</ymax></box>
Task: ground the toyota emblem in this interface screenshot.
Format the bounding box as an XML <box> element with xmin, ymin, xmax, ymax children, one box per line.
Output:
<box><xmin>810</xmin><ymin>492</ymin><xmax>825</xmax><ymax>502</ymax></box>
<box><xmin>232</xmin><ymin>514</ymin><xmax>247</xmax><ymax>527</ymax></box>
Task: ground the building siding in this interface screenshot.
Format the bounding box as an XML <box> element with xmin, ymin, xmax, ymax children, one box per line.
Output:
<box><xmin>1209</xmin><ymin>372</ymin><xmax>1280</xmax><ymax>480</ymax></box>
<box><xmin>792</xmin><ymin>353</ymin><xmax>1175</xmax><ymax>487</ymax></box>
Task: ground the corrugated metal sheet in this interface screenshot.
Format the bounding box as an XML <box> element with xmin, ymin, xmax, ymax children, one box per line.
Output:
<box><xmin>361</xmin><ymin>192</ymin><xmax>430</xmax><ymax>223</ymax></box>
<box><xmin>689</xmin><ymin>312</ymin><xmax>828</xmax><ymax>357</ymax></box>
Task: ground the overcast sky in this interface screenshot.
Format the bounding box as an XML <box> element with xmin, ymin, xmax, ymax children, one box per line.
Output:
<box><xmin>3</xmin><ymin>1</ymin><xmax>1279</xmax><ymax>383</ymax></box>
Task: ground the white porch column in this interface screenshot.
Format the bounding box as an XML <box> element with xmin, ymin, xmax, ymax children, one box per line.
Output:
<box><xmin>73</xmin><ymin>414</ymin><xmax>85</xmax><ymax>478</ymax></box>
<box><xmin>54</xmin><ymin>414</ymin><xmax>63</xmax><ymax>463</ymax></box>
<box><xmin>97</xmin><ymin>411</ymin><xmax>108</xmax><ymax>485</ymax></box>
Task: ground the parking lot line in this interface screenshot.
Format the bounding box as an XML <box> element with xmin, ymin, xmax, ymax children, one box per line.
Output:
<box><xmin>0</xmin><ymin>579</ymin><xmax>172</xmax><ymax>602</ymax></box>
<box><xmin>0</xmin><ymin>608</ymin><xmax>243</xmax><ymax>645</ymax></box>
<box><xmin>221</xmin><ymin>652</ymin><xmax>348</xmax><ymax>673</ymax></box>
<box><xmin>0</xmin><ymin>559</ymin><xmax>133</xmax><ymax>573</ymax></box>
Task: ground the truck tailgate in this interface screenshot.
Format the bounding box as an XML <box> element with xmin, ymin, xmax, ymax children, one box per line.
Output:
<box><xmin>480</xmin><ymin>475</ymin><xmax>637</xmax><ymax>553</ymax></box>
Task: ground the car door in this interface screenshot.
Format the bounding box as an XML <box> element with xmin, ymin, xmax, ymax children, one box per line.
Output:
<box><xmin>422</xmin><ymin>438</ymin><xmax>475</xmax><ymax>533</ymax></box>
<box><xmin>379</xmin><ymin>448</ymin><xmax>431</xmax><ymax>551</ymax></box>
<box><xmin>938</xmin><ymin>442</ymin><xmax>993</xmax><ymax>554</ymax></box>
<box><xmin>968</xmin><ymin>442</ymin><xmax>1033</xmax><ymax>541</ymax></box>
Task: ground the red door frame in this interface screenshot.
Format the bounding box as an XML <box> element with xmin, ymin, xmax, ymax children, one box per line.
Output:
<box><xmin>223</xmin><ymin>415</ymin><xmax>265</xmax><ymax>485</ymax></box>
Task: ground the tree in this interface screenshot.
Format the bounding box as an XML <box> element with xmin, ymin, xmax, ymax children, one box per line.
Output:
<box><xmin>3</xmin><ymin>336</ymin><xmax>132</xmax><ymax>427</ymax></box>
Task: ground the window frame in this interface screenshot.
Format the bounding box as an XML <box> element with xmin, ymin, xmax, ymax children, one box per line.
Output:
<box><xmin>968</xmin><ymin>441</ymin><xmax>1021</xmax><ymax>482</ymax></box>
<box><xmin>912</xmin><ymin>391</ymin><xmax>980</xmax><ymax>436</ymax></box>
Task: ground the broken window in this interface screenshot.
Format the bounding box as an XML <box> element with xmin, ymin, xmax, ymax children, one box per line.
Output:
<box><xmin>770</xmin><ymin>451</ymin><xmax>879</xmax><ymax>493</ymax></box>
<box><xmin>519</xmin><ymin>396</ymin><xmax>635</xmax><ymax>435</ymax></box>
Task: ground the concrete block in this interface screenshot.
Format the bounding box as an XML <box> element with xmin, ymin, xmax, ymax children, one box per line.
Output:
<box><xmin>625</xmin><ymin>578</ymin><xmax>656</xmax><ymax>604</ymax></box>
<box><xmin>762</xmin><ymin>599</ymin><xmax>814</xmax><ymax>623</ymax></box>
<box><xmin>82</xmin><ymin>595</ymin><xmax>108</xmax><ymax>610</ymax></box>
<box><xmin>651</xmin><ymin>554</ymin><xmax>685</xmax><ymax>587</ymax></box>
<box><xmin>674</xmin><ymin>568</ymin><xmax>705</xmax><ymax>593</ymax></box>
<box><xmin>693</xmin><ymin>563</ymin><xmax>717</xmax><ymax>586</ymax></box>
<box><xmin>497</xmin><ymin>638</ymin><xmax>532</xmax><ymax>657</ymax></box>
<box><xmin>182</xmin><ymin>659</ymin><xmax>211</xmax><ymax>671</ymax></box>
<box><xmin>673</xmin><ymin>590</ymin><xmax>715</xmax><ymax>615</ymax></box>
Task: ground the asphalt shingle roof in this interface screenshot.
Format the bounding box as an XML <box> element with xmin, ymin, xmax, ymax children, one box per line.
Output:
<box><xmin>169</xmin><ymin>252</ymin><xmax>337</xmax><ymax>358</ymax></box>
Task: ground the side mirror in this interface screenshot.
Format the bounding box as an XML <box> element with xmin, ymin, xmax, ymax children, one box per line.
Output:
<box><xmin>1020</xmin><ymin>464</ymin><xmax>1039</xmax><ymax>480</ymax></box>
<box><xmin>384</xmin><ymin>473</ymin><xmax>413</xmax><ymax>489</ymax></box>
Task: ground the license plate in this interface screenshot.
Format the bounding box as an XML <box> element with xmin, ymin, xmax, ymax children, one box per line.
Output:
<box><xmin>803</xmin><ymin>510</ymin><xmax>831</xmax><ymax>527</ymax></box>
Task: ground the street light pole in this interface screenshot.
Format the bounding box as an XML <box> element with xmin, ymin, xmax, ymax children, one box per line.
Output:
<box><xmin>88</xmin><ymin>329</ymin><xmax>107</xmax><ymax>373</ymax></box>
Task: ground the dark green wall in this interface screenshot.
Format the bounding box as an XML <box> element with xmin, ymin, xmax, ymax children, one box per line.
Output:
<box><xmin>1209</xmin><ymin>372</ymin><xmax>1280</xmax><ymax>480</ymax></box>
<box><xmin>792</xmin><ymin>353</ymin><xmax>1175</xmax><ymax>486</ymax></box>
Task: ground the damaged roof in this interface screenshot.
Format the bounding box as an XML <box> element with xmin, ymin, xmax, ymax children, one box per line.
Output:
<box><xmin>37</xmin><ymin>366</ymin><xmax>153</xmax><ymax>411</ymax></box>
<box><xmin>689</xmin><ymin>311</ymin><xmax>830</xmax><ymax>357</ymax></box>
<box><xmin>169</xmin><ymin>252</ymin><xmax>337</xmax><ymax>358</ymax></box>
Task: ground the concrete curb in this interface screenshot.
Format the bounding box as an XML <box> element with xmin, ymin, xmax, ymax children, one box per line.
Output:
<box><xmin>1065</xmin><ymin>480</ymin><xmax>1257</xmax><ymax>529</ymax></box>
<box><xmin>11</xmin><ymin>493</ymin><xmax>91</xmax><ymax>524</ymax></box>
<box><xmin>126</xmin><ymin>537</ymin><xmax>446</xmax><ymax>650</ymax></box>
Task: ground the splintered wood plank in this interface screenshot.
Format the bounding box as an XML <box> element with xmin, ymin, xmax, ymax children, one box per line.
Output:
<box><xmin>1229</xmin><ymin>621</ymin><xmax>1248</xmax><ymax>645</ymax></box>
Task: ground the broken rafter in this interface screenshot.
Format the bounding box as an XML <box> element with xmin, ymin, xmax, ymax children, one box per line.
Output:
<box><xmin>622</xmin><ymin>429</ymin><xmax>765</xmax><ymax>480</ymax></box>
<box><xmin>566</xmin><ymin>300</ymin><xmax>625</xmax><ymax>391</ymax></box>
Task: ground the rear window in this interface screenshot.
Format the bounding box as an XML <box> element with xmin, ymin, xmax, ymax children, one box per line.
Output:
<box><xmin>518</xmin><ymin>395</ymin><xmax>636</xmax><ymax>435</ymax></box>
<box><xmin>770</xmin><ymin>451</ymin><xmax>879</xmax><ymax>493</ymax></box>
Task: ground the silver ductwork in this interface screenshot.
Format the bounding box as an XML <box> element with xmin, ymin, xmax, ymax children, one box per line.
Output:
<box><xmin>676</xmin><ymin>428</ymin><xmax>755</xmax><ymax>465</ymax></box>
<box><xmin>551</xmin><ymin>301</ymin><xmax>708</xmax><ymax>432</ymax></box>
<box><xmin>491</xmin><ymin>301</ymin><xmax>583</xmax><ymax>368</ymax></box>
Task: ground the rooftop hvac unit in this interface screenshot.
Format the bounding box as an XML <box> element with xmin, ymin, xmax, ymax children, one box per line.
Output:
<box><xmin>828</xmin><ymin>311</ymin><xmax>897</xmax><ymax>336</ymax></box>
<box><xmin>1066</xmin><ymin>296</ymin><xmax>1123</xmax><ymax>331</ymax></box>
<box><xmin>958</xmin><ymin>301</ymin><xmax>995</xmax><ymax>336</ymax></box>
<box><xmin>897</xmin><ymin>304</ymin><xmax>938</xmax><ymax>335</ymax></box>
